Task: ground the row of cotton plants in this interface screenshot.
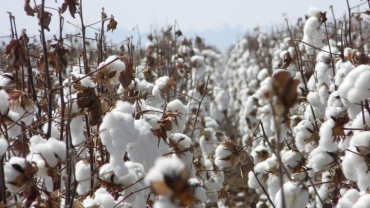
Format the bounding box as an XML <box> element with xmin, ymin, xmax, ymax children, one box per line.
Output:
<box><xmin>0</xmin><ymin>0</ymin><xmax>237</xmax><ymax>207</ymax></box>
<box><xmin>222</xmin><ymin>6</ymin><xmax>370</xmax><ymax>208</ymax></box>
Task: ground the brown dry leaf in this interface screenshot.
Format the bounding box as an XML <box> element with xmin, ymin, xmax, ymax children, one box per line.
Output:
<box><xmin>48</xmin><ymin>43</ymin><xmax>69</xmax><ymax>72</ymax></box>
<box><xmin>151</xmin><ymin>181</ymin><xmax>172</xmax><ymax>195</ymax></box>
<box><xmin>119</xmin><ymin>62</ymin><xmax>134</xmax><ymax>89</ymax></box>
<box><xmin>332</xmin><ymin>166</ymin><xmax>347</xmax><ymax>185</ymax></box>
<box><xmin>219</xmin><ymin>140</ymin><xmax>240</xmax><ymax>167</ymax></box>
<box><xmin>331</xmin><ymin>114</ymin><xmax>349</xmax><ymax>142</ymax></box>
<box><xmin>8</xmin><ymin>91</ymin><xmax>32</xmax><ymax>109</ymax></box>
<box><xmin>24</xmin><ymin>0</ymin><xmax>35</xmax><ymax>16</ymax></box>
<box><xmin>24</xmin><ymin>186</ymin><xmax>40</xmax><ymax>208</ymax></box>
<box><xmin>218</xmin><ymin>184</ymin><xmax>229</xmax><ymax>200</ymax></box>
<box><xmin>281</xmin><ymin>52</ymin><xmax>292</xmax><ymax>69</ymax></box>
<box><xmin>5</xmin><ymin>39</ymin><xmax>28</xmax><ymax>68</ymax></box>
<box><xmin>319</xmin><ymin>12</ymin><xmax>327</xmax><ymax>23</ymax></box>
<box><xmin>272</xmin><ymin>70</ymin><xmax>300</xmax><ymax>116</ymax></box>
<box><xmin>61</xmin><ymin>0</ymin><xmax>79</xmax><ymax>18</ymax></box>
<box><xmin>36</xmin><ymin>7</ymin><xmax>52</xmax><ymax>31</ymax></box>
<box><xmin>348</xmin><ymin>50</ymin><xmax>369</xmax><ymax>66</ymax></box>
<box><xmin>107</xmin><ymin>16</ymin><xmax>118</xmax><ymax>32</ymax></box>
<box><xmin>77</xmin><ymin>87</ymin><xmax>97</xmax><ymax>109</ymax></box>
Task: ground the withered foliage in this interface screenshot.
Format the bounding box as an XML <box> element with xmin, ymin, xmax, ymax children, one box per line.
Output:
<box><xmin>331</xmin><ymin>112</ymin><xmax>350</xmax><ymax>143</ymax></box>
<box><xmin>4</xmin><ymin>34</ymin><xmax>29</xmax><ymax>68</ymax></box>
<box><xmin>272</xmin><ymin>70</ymin><xmax>300</xmax><ymax>116</ymax></box>
<box><xmin>107</xmin><ymin>16</ymin><xmax>118</xmax><ymax>32</ymax></box>
<box><xmin>61</xmin><ymin>0</ymin><xmax>79</xmax><ymax>18</ymax></box>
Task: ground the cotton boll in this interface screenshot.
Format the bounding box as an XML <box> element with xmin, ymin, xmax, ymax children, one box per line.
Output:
<box><xmin>98</xmin><ymin>55</ymin><xmax>125</xmax><ymax>86</ymax></box>
<box><xmin>342</xmin><ymin>132</ymin><xmax>370</xmax><ymax>191</ymax></box>
<box><xmin>338</xmin><ymin>189</ymin><xmax>360</xmax><ymax>208</ymax></box>
<box><xmin>274</xmin><ymin>181</ymin><xmax>309</xmax><ymax>208</ymax></box>
<box><xmin>94</xmin><ymin>188</ymin><xmax>115</xmax><ymax>208</ymax></box>
<box><xmin>0</xmin><ymin>90</ymin><xmax>9</xmax><ymax>115</ymax></box>
<box><xmin>204</xmin><ymin>117</ymin><xmax>219</xmax><ymax>130</ymax></box>
<box><xmin>215</xmin><ymin>144</ymin><xmax>233</xmax><ymax>168</ymax></box>
<box><xmin>167</xmin><ymin>133</ymin><xmax>192</xmax><ymax>151</ymax></box>
<box><xmin>4</xmin><ymin>157</ymin><xmax>28</xmax><ymax>192</ymax></box>
<box><xmin>251</xmin><ymin>145</ymin><xmax>269</xmax><ymax>164</ymax></box>
<box><xmin>294</xmin><ymin>119</ymin><xmax>316</xmax><ymax>153</ymax></box>
<box><xmin>307</xmin><ymin>147</ymin><xmax>334</xmax><ymax>172</ymax></box>
<box><xmin>145</xmin><ymin>157</ymin><xmax>186</xmax><ymax>188</ymax></box>
<box><xmin>248</xmin><ymin>162</ymin><xmax>268</xmax><ymax>194</ymax></box>
<box><xmin>214</xmin><ymin>87</ymin><xmax>229</xmax><ymax>112</ymax></box>
<box><xmin>353</xmin><ymin>194</ymin><xmax>370</xmax><ymax>208</ymax></box>
<box><xmin>166</xmin><ymin>99</ymin><xmax>189</xmax><ymax>133</ymax></box>
<box><xmin>318</xmin><ymin>119</ymin><xmax>338</xmax><ymax>152</ymax></box>
<box><xmin>281</xmin><ymin>150</ymin><xmax>303</xmax><ymax>172</ymax></box>
<box><xmin>127</xmin><ymin>119</ymin><xmax>162</xmax><ymax>170</ymax></box>
<box><xmin>199</xmin><ymin>129</ymin><xmax>217</xmax><ymax>156</ymax></box>
<box><xmin>76</xmin><ymin>160</ymin><xmax>91</xmax><ymax>195</ymax></box>
<box><xmin>113</xmin><ymin>100</ymin><xmax>135</xmax><ymax>115</ymax></box>
<box><xmin>47</xmin><ymin>137</ymin><xmax>66</xmax><ymax>161</ymax></box>
<box><xmin>83</xmin><ymin>198</ymin><xmax>97</xmax><ymax>207</ymax></box>
<box><xmin>70</xmin><ymin>116</ymin><xmax>85</xmax><ymax>146</ymax></box>
<box><xmin>191</xmin><ymin>55</ymin><xmax>206</xmax><ymax>80</ymax></box>
<box><xmin>99</xmin><ymin>111</ymin><xmax>140</xmax><ymax>176</ymax></box>
<box><xmin>0</xmin><ymin>137</ymin><xmax>8</xmax><ymax>156</ymax></box>
<box><xmin>339</xmin><ymin>65</ymin><xmax>370</xmax><ymax>106</ymax></box>
<box><xmin>7</xmin><ymin>104</ymin><xmax>35</xmax><ymax>126</ymax></box>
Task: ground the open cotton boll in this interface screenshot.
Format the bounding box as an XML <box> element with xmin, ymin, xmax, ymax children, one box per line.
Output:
<box><xmin>127</xmin><ymin>119</ymin><xmax>162</xmax><ymax>170</ymax></box>
<box><xmin>0</xmin><ymin>137</ymin><xmax>8</xmax><ymax>156</ymax></box>
<box><xmin>214</xmin><ymin>87</ymin><xmax>229</xmax><ymax>112</ymax></box>
<box><xmin>4</xmin><ymin>157</ymin><xmax>31</xmax><ymax>192</ymax></box>
<box><xmin>274</xmin><ymin>181</ymin><xmax>309</xmax><ymax>208</ymax></box>
<box><xmin>101</xmin><ymin>55</ymin><xmax>125</xmax><ymax>73</ymax></box>
<box><xmin>113</xmin><ymin>100</ymin><xmax>135</xmax><ymax>115</ymax></box>
<box><xmin>281</xmin><ymin>150</ymin><xmax>303</xmax><ymax>172</ymax></box>
<box><xmin>33</xmin><ymin>143</ymin><xmax>58</xmax><ymax>167</ymax></box>
<box><xmin>83</xmin><ymin>198</ymin><xmax>97</xmax><ymax>207</ymax></box>
<box><xmin>76</xmin><ymin>160</ymin><xmax>91</xmax><ymax>195</ymax></box>
<box><xmin>248</xmin><ymin>161</ymin><xmax>268</xmax><ymax>194</ymax></box>
<box><xmin>308</xmin><ymin>7</ymin><xmax>321</xmax><ymax>17</ymax></box>
<box><xmin>70</xmin><ymin>116</ymin><xmax>85</xmax><ymax>146</ymax></box>
<box><xmin>99</xmin><ymin>111</ymin><xmax>139</xmax><ymax>151</ymax></box>
<box><xmin>145</xmin><ymin>156</ymin><xmax>185</xmax><ymax>187</ymax></box>
<box><xmin>98</xmin><ymin>55</ymin><xmax>125</xmax><ymax>86</ymax></box>
<box><xmin>204</xmin><ymin>116</ymin><xmax>219</xmax><ymax>130</ymax></box>
<box><xmin>166</xmin><ymin>99</ymin><xmax>189</xmax><ymax>133</ymax></box>
<box><xmin>337</xmin><ymin>189</ymin><xmax>360</xmax><ymax>208</ymax></box>
<box><xmin>0</xmin><ymin>90</ymin><xmax>9</xmax><ymax>115</ymax></box>
<box><xmin>155</xmin><ymin>76</ymin><xmax>170</xmax><ymax>90</ymax></box>
<box><xmin>215</xmin><ymin>145</ymin><xmax>233</xmax><ymax>168</ymax></box>
<box><xmin>318</xmin><ymin>119</ymin><xmax>338</xmax><ymax>152</ymax></box>
<box><xmin>342</xmin><ymin>132</ymin><xmax>370</xmax><ymax>191</ymax></box>
<box><xmin>94</xmin><ymin>188</ymin><xmax>115</xmax><ymax>208</ymax></box>
<box><xmin>168</xmin><ymin>133</ymin><xmax>192</xmax><ymax>151</ymax></box>
<box><xmin>307</xmin><ymin>147</ymin><xmax>334</xmax><ymax>172</ymax></box>
<box><xmin>191</xmin><ymin>55</ymin><xmax>206</xmax><ymax>80</ymax></box>
<box><xmin>353</xmin><ymin>194</ymin><xmax>370</xmax><ymax>208</ymax></box>
<box><xmin>7</xmin><ymin>104</ymin><xmax>35</xmax><ymax>126</ymax></box>
<box><xmin>339</xmin><ymin>65</ymin><xmax>370</xmax><ymax>105</ymax></box>
<box><xmin>294</xmin><ymin>119</ymin><xmax>316</xmax><ymax>153</ymax></box>
<box><xmin>47</xmin><ymin>137</ymin><xmax>66</xmax><ymax>161</ymax></box>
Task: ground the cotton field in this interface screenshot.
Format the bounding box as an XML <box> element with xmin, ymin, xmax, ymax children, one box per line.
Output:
<box><xmin>0</xmin><ymin>0</ymin><xmax>370</xmax><ymax>208</ymax></box>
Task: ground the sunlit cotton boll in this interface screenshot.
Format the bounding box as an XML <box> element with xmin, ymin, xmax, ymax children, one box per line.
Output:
<box><xmin>274</xmin><ymin>181</ymin><xmax>309</xmax><ymax>208</ymax></box>
<box><xmin>76</xmin><ymin>160</ymin><xmax>91</xmax><ymax>195</ymax></box>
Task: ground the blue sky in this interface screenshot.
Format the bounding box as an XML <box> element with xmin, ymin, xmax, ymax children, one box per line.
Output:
<box><xmin>0</xmin><ymin>0</ymin><xmax>365</xmax><ymax>51</ymax></box>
